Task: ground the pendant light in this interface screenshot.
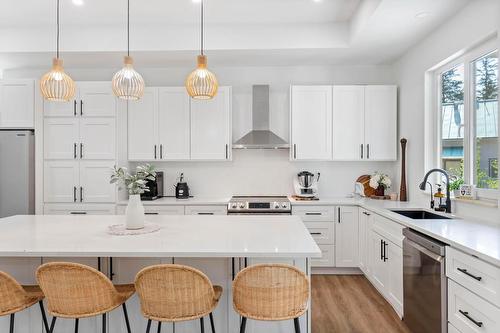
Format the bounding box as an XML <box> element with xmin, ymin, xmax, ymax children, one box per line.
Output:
<box><xmin>112</xmin><ymin>0</ymin><xmax>145</xmax><ymax>100</ymax></box>
<box><xmin>185</xmin><ymin>0</ymin><xmax>218</xmax><ymax>100</ymax></box>
<box><xmin>40</xmin><ymin>0</ymin><xmax>76</xmax><ymax>102</ymax></box>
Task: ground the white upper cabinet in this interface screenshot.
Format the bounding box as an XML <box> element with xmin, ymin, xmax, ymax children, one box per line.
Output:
<box><xmin>0</xmin><ymin>79</ymin><xmax>35</xmax><ymax>128</ymax></box>
<box><xmin>290</xmin><ymin>86</ymin><xmax>333</xmax><ymax>160</ymax></box>
<box><xmin>364</xmin><ymin>85</ymin><xmax>397</xmax><ymax>161</ymax></box>
<box><xmin>79</xmin><ymin>118</ymin><xmax>116</xmax><ymax>160</ymax></box>
<box><xmin>158</xmin><ymin>87</ymin><xmax>190</xmax><ymax>160</ymax></box>
<box><xmin>127</xmin><ymin>88</ymin><xmax>159</xmax><ymax>161</ymax></box>
<box><xmin>332</xmin><ymin>86</ymin><xmax>365</xmax><ymax>160</ymax></box>
<box><xmin>44</xmin><ymin>98</ymin><xmax>77</xmax><ymax>117</ymax></box>
<box><xmin>190</xmin><ymin>86</ymin><xmax>232</xmax><ymax>160</ymax></box>
<box><xmin>78</xmin><ymin>82</ymin><xmax>116</xmax><ymax>117</ymax></box>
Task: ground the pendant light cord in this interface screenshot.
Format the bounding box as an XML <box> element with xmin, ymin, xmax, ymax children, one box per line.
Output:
<box><xmin>56</xmin><ymin>0</ymin><xmax>60</xmax><ymax>59</ymax></box>
<box><xmin>127</xmin><ymin>0</ymin><xmax>130</xmax><ymax>57</ymax></box>
<box><xmin>200</xmin><ymin>0</ymin><xmax>204</xmax><ymax>56</ymax></box>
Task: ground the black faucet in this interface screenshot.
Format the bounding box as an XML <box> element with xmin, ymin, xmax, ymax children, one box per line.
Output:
<box><xmin>419</xmin><ymin>168</ymin><xmax>451</xmax><ymax>213</ymax></box>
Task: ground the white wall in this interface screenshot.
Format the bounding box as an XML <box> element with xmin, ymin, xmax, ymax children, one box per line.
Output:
<box><xmin>6</xmin><ymin>64</ymin><xmax>398</xmax><ymax>198</ymax></box>
<box><xmin>394</xmin><ymin>0</ymin><xmax>499</xmax><ymax>221</ymax></box>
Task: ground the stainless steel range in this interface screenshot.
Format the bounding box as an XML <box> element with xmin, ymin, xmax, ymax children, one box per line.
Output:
<box><xmin>227</xmin><ymin>196</ymin><xmax>291</xmax><ymax>215</ymax></box>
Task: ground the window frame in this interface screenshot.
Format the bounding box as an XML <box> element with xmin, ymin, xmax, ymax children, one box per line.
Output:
<box><xmin>433</xmin><ymin>39</ymin><xmax>499</xmax><ymax>200</ymax></box>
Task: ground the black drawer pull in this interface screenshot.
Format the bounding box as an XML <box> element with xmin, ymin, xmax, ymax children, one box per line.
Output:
<box><xmin>310</xmin><ymin>232</ymin><xmax>322</xmax><ymax>235</ymax></box>
<box><xmin>198</xmin><ymin>212</ymin><xmax>214</xmax><ymax>215</ymax></box>
<box><xmin>145</xmin><ymin>212</ymin><xmax>159</xmax><ymax>215</ymax></box>
<box><xmin>363</xmin><ymin>211</ymin><xmax>371</xmax><ymax>216</ymax></box>
<box><xmin>457</xmin><ymin>268</ymin><xmax>482</xmax><ymax>281</ymax></box>
<box><xmin>459</xmin><ymin>310</ymin><xmax>483</xmax><ymax>327</ymax></box>
<box><xmin>305</xmin><ymin>212</ymin><xmax>322</xmax><ymax>216</ymax></box>
<box><xmin>70</xmin><ymin>212</ymin><xmax>87</xmax><ymax>215</ymax></box>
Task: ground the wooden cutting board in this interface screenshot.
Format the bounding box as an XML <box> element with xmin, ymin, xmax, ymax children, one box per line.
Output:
<box><xmin>356</xmin><ymin>175</ymin><xmax>376</xmax><ymax>197</ymax></box>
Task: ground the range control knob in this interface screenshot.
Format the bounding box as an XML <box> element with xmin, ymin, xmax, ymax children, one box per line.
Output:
<box><xmin>282</xmin><ymin>203</ymin><xmax>288</xmax><ymax>209</ymax></box>
<box><xmin>239</xmin><ymin>203</ymin><xmax>245</xmax><ymax>209</ymax></box>
<box><xmin>274</xmin><ymin>203</ymin><xmax>280</xmax><ymax>209</ymax></box>
<box><xmin>231</xmin><ymin>203</ymin><xmax>237</xmax><ymax>209</ymax></box>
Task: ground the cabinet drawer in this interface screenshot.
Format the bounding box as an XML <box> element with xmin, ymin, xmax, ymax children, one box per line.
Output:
<box><xmin>311</xmin><ymin>244</ymin><xmax>335</xmax><ymax>267</ymax></box>
<box><xmin>184</xmin><ymin>205</ymin><xmax>227</xmax><ymax>215</ymax></box>
<box><xmin>448</xmin><ymin>279</ymin><xmax>500</xmax><ymax>333</ymax></box>
<box><xmin>292</xmin><ymin>206</ymin><xmax>335</xmax><ymax>222</ymax></box>
<box><xmin>304</xmin><ymin>222</ymin><xmax>334</xmax><ymax>245</ymax></box>
<box><xmin>447</xmin><ymin>247</ymin><xmax>500</xmax><ymax>307</ymax></box>
<box><xmin>44</xmin><ymin>204</ymin><xmax>115</xmax><ymax>215</ymax></box>
<box><xmin>372</xmin><ymin>214</ymin><xmax>404</xmax><ymax>247</ymax></box>
<box><xmin>116</xmin><ymin>205</ymin><xmax>185</xmax><ymax>215</ymax></box>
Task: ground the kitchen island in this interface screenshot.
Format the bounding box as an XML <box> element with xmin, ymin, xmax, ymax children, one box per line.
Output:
<box><xmin>0</xmin><ymin>215</ymin><xmax>320</xmax><ymax>333</ymax></box>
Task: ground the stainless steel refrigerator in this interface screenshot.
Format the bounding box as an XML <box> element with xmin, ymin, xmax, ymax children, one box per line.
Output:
<box><xmin>0</xmin><ymin>130</ymin><xmax>35</xmax><ymax>218</ymax></box>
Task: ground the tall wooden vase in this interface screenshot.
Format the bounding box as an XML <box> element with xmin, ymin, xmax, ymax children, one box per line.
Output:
<box><xmin>400</xmin><ymin>138</ymin><xmax>408</xmax><ymax>201</ymax></box>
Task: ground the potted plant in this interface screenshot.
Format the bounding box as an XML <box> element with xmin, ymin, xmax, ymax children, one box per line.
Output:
<box><xmin>450</xmin><ymin>176</ymin><xmax>464</xmax><ymax>198</ymax></box>
<box><xmin>110</xmin><ymin>164</ymin><xmax>156</xmax><ymax>230</ymax></box>
<box><xmin>369</xmin><ymin>172</ymin><xmax>392</xmax><ymax>197</ymax></box>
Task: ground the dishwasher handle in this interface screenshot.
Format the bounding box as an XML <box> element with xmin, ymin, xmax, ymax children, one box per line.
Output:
<box><xmin>404</xmin><ymin>238</ymin><xmax>444</xmax><ymax>262</ymax></box>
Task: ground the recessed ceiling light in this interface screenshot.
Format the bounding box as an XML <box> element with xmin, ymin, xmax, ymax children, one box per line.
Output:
<box><xmin>415</xmin><ymin>12</ymin><xmax>430</xmax><ymax>19</ymax></box>
<box><xmin>72</xmin><ymin>0</ymin><xmax>84</xmax><ymax>6</ymax></box>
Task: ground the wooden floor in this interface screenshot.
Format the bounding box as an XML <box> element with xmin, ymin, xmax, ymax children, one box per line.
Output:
<box><xmin>312</xmin><ymin>275</ymin><xmax>411</xmax><ymax>333</ymax></box>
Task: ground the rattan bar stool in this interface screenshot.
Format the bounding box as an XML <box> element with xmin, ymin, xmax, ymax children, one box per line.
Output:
<box><xmin>232</xmin><ymin>264</ymin><xmax>310</xmax><ymax>333</ymax></box>
<box><xmin>134</xmin><ymin>264</ymin><xmax>223</xmax><ymax>333</ymax></box>
<box><xmin>0</xmin><ymin>271</ymin><xmax>50</xmax><ymax>333</ymax></box>
<box><xmin>36</xmin><ymin>262</ymin><xmax>135</xmax><ymax>333</ymax></box>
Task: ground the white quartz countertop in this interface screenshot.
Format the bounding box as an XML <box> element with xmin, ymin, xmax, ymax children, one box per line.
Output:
<box><xmin>291</xmin><ymin>196</ymin><xmax>500</xmax><ymax>267</ymax></box>
<box><xmin>117</xmin><ymin>197</ymin><xmax>230</xmax><ymax>206</ymax></box>
<box><xmin>0</xmin><ymin>215</ymin><xmax>321</xmax><ymax>258</ymax></box>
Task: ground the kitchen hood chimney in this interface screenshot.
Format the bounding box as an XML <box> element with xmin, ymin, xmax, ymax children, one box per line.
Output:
<box><xmin>233</xmin><ymin>85</ymin><xmax>290</xmax><ymax>149</ymax></box>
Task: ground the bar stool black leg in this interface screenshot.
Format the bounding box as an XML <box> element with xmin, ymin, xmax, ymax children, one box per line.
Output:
<box><xmin>294</xmin><ymin>318</ymin><xmax>301</xmax><ymax>333</ymax></box>
<box><xmin>209</xmin><ymin>312</ymin><xmax>216</xmax><ymax>333</ymax></box>
<box><xmin>74</xmin><ymin>318</ymin><xmax>79</xmax><ymax>333</ymax></box>
<box><xmin>122</xmin><ymin>303</ymin><xmax>131</xmax><ymax>333</ymax></box>
<box><xmin>9</xmin><ymin>313</ymin><xmax>14</xmax><ymax>333</ymax></box>
<box><xmin>49</xmin><ymin>317</ymin><xmax>57</xmax><ymax>333</ymax></box>
<box><xmin>157</xmin><ymin>321</ymin><xmax>162</xmax><ymax>333</ymax></box>
<box><xmin>200</xmin><ymin>316</ymin><xmax>205</xmax><ymax>333</ymax></box>
<box><xmin>102</xmin><ymin>313</ymin><xmax>107</xmax><ymax>333</ymax></box>
<box><xmin>239</xmin><ymin>317</ymin><xmax>247</xmax><ymax>333</ymax></box>
<box><xmin>38</xmin><ymin>301</ymin><xmax>49</xmax><ymax>333</ymax></box>
<box><xmin>146</xmin><ymin>319</ymin><xmax>152</xmax><ymax>333</ymax></box>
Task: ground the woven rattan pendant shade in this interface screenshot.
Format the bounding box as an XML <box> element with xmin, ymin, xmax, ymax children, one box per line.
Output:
<box><xmin>112</xmin><ymin>56</ymin><xmax>144</xmax><ymax>100</ymax></box>
<box><xmin>40</xmin><ymin>58</ymin><xmax>76</xmax><ymax>102</ymax></box>
<box><xmin>186</xmin><ymin>55</ymin><xmax>218</xmax><ymax>100</ymax></box>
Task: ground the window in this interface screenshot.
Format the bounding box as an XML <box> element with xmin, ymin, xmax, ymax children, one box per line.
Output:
<box><xmin>436</xmin><ymin>41</ymin><xmax>499</xmax><ymax>196</ymax></box>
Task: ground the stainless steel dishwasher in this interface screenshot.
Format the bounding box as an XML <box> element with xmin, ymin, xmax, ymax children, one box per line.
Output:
<box><xmin>403</xmin><ymin>228</ymin><xmax>447</xmax><ymax>333</ymax></box>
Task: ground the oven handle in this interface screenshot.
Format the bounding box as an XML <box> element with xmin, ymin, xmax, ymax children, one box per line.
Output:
<box><xmin>227</xmin><ymin>212</ymin><xmax>292</xmax><ymax>215</ymax></box>
<box><xmin>404</xmin><ymin>238</ymin><xmax>444</xmax><ymax>262</ymax></box>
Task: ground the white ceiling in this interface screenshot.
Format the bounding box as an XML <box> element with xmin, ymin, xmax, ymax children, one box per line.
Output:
<box><xmin>0</xmin><ymin>0</ymin><xmax>472</xmax><ymax>70</ymax></box>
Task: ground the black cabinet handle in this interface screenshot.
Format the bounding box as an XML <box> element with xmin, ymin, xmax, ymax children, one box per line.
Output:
<box><xmin>73</xmin><ymin>100</ymin><xmax>77</xmax><ymax>116</ymax></box>
<box><xmin>363</xmin><ymin>211</ymin><xmax>371</xmax><ymax>216</ymax></box>
<box><xmin>383</xmin><ymin>241</ymin><xmax>388</xmax><ymax>262</ymax></box>
<box><xmin>457</xmin><ymin>268</ymin><xmax>482</xmax><ymax>281</ymax></box>
<box><xmin>70</xmin><ymin>212</ymin><xmax>87</xmax><ymax>215</ymax></box>
<box><xmin>110</xmin><ymin>257</ymin><xmax>115</xmax><ymax>281</ymax></box>
<box><xmin>225</xmin><ymin>144</ymin><xmax>228</xmax><ymax>159</ymax></box>
<box><xmin>154</xmin><ymin>145</ymin><xmax>157</xmax><ymax>159</ymax></box>
<box><xmin>459</xmin><ymin>310</ymin><xmax>483</xmax><ymax>328</ymax></box>
<box><xmin>80</xmin><ymin>100</ymin><xmax>83</xmax><ymax>116</ymax></box>
<box><xmin>160</xmin><ymin>144</ymin><xmax>163</xmax><ymax>159</ymax></box>
<box><xmin>80</xmin><ymin>187</ymin><xmax>83</xmax><ymax>202</ymax></box>
<box><xmin>338</xmin><ymin>207</ymin><xmax>341</xmax><ymax>223</ymax></box>
<box><xmin>293</xmin><ymin>144</ymin><xmax>297</xmax><ymax>159</ymax></box>
<box><xmin>145</xmin><ymin>212</ymin><xmax>159</xmax><ymax>215</ymax></box>
<box><xmin>305</xmin><ymin>212</ymin><xmax>322</xmax><ymax>216</ymax></box>
<box><xmin>198</xmin><ymin>212</ymin><xmax>214</xmax><ymax>215</ymax></box>
<box><xmin>232</xmin><ymin>258</ymin><xmax>235</xmax><ymax>281</ymax></box>
<box><xmin>367</xmin><ymin>144</ymin><xmax>370</xmax><ymax>159</ymax></box>
<box><xmin>310</xmin><ymin>232</ymin><xmax>322</xmax><ymax>235</ymax></box>
<box><xmin>380</xmin><ymin>239</ymin><xmax>384</xmax><ymax>260</ymax></box>
<box><xmin>361</xmin><ymin>144</ymin><xmax>364</xmax><ymax>159</ymax></box>
<box><xmin>80</xmin><ymin>143</ymin><xmax>83</xmax><ymax>159</ymax></box>
<box><xmin>74</xmin><ymin>143</ymin><xmax>77</xmax><ymax>159</ymax></box>
<box><xmin>73</xmin><ymin>186</ymin><xmax>77</xmax><ymax>202</ymax></box>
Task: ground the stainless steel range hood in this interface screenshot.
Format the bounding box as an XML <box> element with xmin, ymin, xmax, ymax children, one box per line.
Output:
<box><xmin>233</xmin><ymin>85</ymin><xmax>290</xmax><ymax>149</ymax></box>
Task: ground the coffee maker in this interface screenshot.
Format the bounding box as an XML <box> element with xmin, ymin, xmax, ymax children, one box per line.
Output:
<box><xmin>141</xmin><ymin>172</ymin><xmax>164</xmax><ymax>200</ymax></box>
<box><xmin>294</xmin><ymin>171</ymin><xmax>320</xmax><ymax>198</ymax></box>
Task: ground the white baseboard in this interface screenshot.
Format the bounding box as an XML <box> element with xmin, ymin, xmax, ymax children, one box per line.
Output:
<box><xmin>312</xmin><ymin>267</ymin><xmax>363</xmax><ymax>275</ymax></box>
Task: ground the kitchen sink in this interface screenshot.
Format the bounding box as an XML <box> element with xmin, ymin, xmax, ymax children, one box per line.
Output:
<box><xmin>390</xmin><ymin>210</ymin><xmax>452</xmax><ymax>220</ymax></box>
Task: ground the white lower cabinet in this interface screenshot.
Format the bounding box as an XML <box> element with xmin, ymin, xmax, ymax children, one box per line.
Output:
<box><xmin>311</xmin><ymin>244</ymin><xmax>335</xmax><ymax>267</ymax></box>
<box><xmin>335</xmin><ymin>206</ymin><xmax>359</xmax><ymax>267</ymax></box>
<box><xmin>44</xmin><ymin>204</ymin><xmax>116</xmax><ymax>215</ymax></box>
<box><xmin>116</xmin><ymin>205</ymin><xmax>185</xmax><ymax>215</ymax></box>
<box><xmin>448</xmin><ymin>279</ymin><xmax>500</xmax><ymax>333</ymax></box>
<box><xmin>368</xmin><ymin>228</ymin><xmax>403</xmax><ymax>317</ymax></box>
<box><xmin>358</xmin><ymin>209</ymin><xmax>373</xmax><ymax>275</ymax></box>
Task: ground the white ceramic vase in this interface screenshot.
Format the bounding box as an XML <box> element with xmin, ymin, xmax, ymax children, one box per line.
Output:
<box><xmin>125</xmin><ymin>194</ymin><xmax>145</xmax><ymax>230</ymax></box>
